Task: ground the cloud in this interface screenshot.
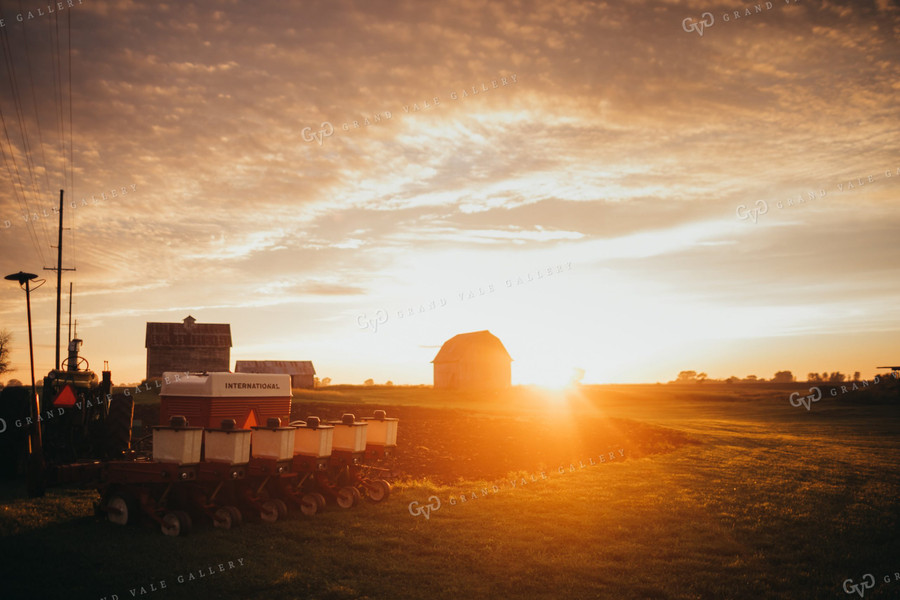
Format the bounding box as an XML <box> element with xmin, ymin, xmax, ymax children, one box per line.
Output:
<box><xmin>0</xmin><ymin>0</ymin><xmax>898</xmax><ymax>382</ymax></box>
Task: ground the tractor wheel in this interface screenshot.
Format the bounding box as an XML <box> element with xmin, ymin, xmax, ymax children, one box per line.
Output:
<box><xmin>213</xmin><ymin>507</ymin><xmax>234</xmax><ymax>530</ymax></box>
<box><xmin>260</xmin><ymin>500</ymin><xmax>280</xmax><ymax>523</ymax></box>
<box><xmin>336</xmin><ymin>486</ymin><xmax>360</xmax><ymax>509</ymax></box>
<box><xmin>106</xmin><ymin>493</ymin><xmax>138</xmax><ymax>525</ymax></box>
<box><xmin>312</xmin><ymin>492</ymin><xmax>327</xmax><ymax>510</ymax></box>
<box><xmin>161</xmin><ymin>511</ymin><xmax>192</xmax><ymax>536</ymax></box>
<box><xmin>225</xmin><ymin>505</ymin><xmax>243</xmax><ymax>527</ymax></box>
<box><xmin>367</xmin><ymin>480</ymin><xmax>391</xmax><ymax>502</ymax></box>
<box><xmin>300</xmin><ymin>494</ymin><xmax>319</xmax><ymax>516</ymax></box>
<box><xmin>273</xmin><ymin>499</ymin><xmax>289</xmax><ymax>519</ymax></box>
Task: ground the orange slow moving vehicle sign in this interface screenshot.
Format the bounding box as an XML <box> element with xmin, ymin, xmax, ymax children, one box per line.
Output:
<box><xmin>53</xmin><ymin>384</ymin><xmax>78</xmax><ymax>408</ymax></box>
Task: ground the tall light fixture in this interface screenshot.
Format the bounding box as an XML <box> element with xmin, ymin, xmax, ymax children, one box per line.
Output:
<box><xmin>4</xmin><ymin>271</ymin><xmax>45</xmax><ymax>497</ymax></box>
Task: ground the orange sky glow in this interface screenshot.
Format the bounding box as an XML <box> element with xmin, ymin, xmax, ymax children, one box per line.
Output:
<box><xmin>0</xmin><ymin>0</ymin><xmax>898</xmax><ymax>386</ymax></box>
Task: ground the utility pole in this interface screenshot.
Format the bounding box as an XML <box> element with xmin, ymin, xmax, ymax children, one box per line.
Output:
<box><xmin>43</xmin><ymin>189</ymin><xmax>75</xmax><ymax>370</ymax></box>
<box><xmin>67</xmin><ymin>282</ymin><xmax>73</xmax><ymax>343</ymax></box>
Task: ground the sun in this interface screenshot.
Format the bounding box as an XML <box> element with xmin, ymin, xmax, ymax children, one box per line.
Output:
<box><xmin>516</xmin><ymin>365</ymin><xmax>586</xmax><ymax>391</ymax></box>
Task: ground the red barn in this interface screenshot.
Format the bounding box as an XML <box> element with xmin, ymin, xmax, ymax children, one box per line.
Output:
<box><xmin>234</xmin><ymin>360</ymin><xmax>316</xmax><ymax>389</ymax></box>
<box><xmin>145</xmin><ymin>315</ymin><xmax>231</xmax><ymax>380</ymax></box>
<box><xmin>432</xmin><ymin>330</ymin><xmax>512</xmax><ymax>390</ymax></box>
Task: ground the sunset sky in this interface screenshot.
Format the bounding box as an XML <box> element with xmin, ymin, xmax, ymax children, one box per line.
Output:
<box><xmin>0</xmin><ymin>0</ymin><xmax>898</xmax><ymax>386</ymax></box>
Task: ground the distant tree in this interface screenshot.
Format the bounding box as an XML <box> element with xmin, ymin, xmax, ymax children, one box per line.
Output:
<box><xmin>853</xmin><ymin>371</ymin><xmax>861</xmax><ymax>381</ymax></box>
<box><xmin>364</xmin><ymin>378</ymin><xmax>374</xmax><ymax>386</ymax></box>
<box><xmin>313</xmin><ymin>376</ymin><xmax>320</xmax><ymax>387</ymax></box>
<box><xmin>772</xmin><ymin>371</ymin><xmax>795</xmax><ymax>383</ymax></box>
<box><xmin>0</xmin><ymin>329</ymin><xmax>11</xmax><ymax>376</ymax></box>
<box><xmin>321</xmin><ymin>377</ymin><xmax>332</xmax><ymax>387</ymax></box>
<box><xmin>725</xmin><ymin>376</ymin><xmax>740</xmax><ymax>384</ymax></box>
<box><xmin>6</xmin><ymin>379</ymin><xmax>22</xmax><ymax>386</ymax></box>
<box><xmin>385</xmin><ymin>380</ymin><xmax>394</xmax><ymax>386</ymax></box>
<box><xmin>696</xmin><ymin>372</ymin><xmax>708</xmax><ymax>383</ymax></box>
<box><xmin>807</xmin><ymin>373</ymin><xmax>821</xmax><ymax>382</ymax></box>
<box><xmin>570</xmin><ymin>367</ymin><xmax>586</xmax><ymax>386</ymax></box>
<box><xmin>828</xmin><ymin>372</ymin><xmax>846</xmax><ymax>383</ymax></box>
<box><xmin>677</xmin><ymin>370</ymin><xmax>698</xmax><ymax>382</ymax></box>
<box><xmin>743</xmin><ymin>375</ymin><xmax>758</xmax><ymax>382</ymax></box>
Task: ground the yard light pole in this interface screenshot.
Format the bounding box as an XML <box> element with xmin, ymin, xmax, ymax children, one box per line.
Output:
<box><xmin>4</xmin><ymin>271</ymin><xmax>46</xmax><ymax>497</ymax></box>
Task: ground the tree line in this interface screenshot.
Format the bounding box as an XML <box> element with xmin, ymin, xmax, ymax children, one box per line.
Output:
<box><xmin>672</xmin><ymin>370</ymin><xmax>866</xmax><ymax>383</ymax></box>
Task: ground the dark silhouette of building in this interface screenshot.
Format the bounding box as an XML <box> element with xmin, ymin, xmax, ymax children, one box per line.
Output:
<box><xmin>145</xmin><ymin>315</ymin><xmax>231</xmax><ymax>380</ymax></box>
<box><xmin>432</xmin><ymin>330</ymin><xmax>512</xmax><ymax>390</ymax></box>
<box><xmin>234</xmin><ymin>360</ymin><xmax>316</xmax><ymax>389</ymax></box>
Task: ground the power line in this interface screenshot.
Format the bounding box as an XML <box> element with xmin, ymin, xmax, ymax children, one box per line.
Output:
<box><xmin>51</xmin><ymin>11</ymin><xmax>65</xmax><ymax>195</ymax></box>
<box><xmin>0</xmin><ymin>30</ymin><xmax>47</xmax><ymax>266</ymax></box>
<box><xmin>50</xmin><ymin>8</ymin><xmax>77</xmax><ymax>274</ymax></box>
<box><xmin>0</xmin><ymin>120</ymin><xmax>47</xmax><ymax>266</ymax></box>
<box><xmin>18</xmin><ymin>0</ymin><xmax>65</xmax><ymax>267</ymax></box>
<box><xmin>17</xmin><ymin>0</ymin><xmax>54</xmax><ymax>197</ymax></box>
<box><xmin>66</xmin><ymin>9</ymin><xmax>76</xmax><ymax>270</ymax></box>
<box><xmin>0</xmin><ymin>22</ymin><xmax>54</xmax><ymax>253</ymax></box>
<box><xmin>67</xmin><ymin>9</ymin><xmax>74</xmax><ymax>194</ymax></box>
<box><xmin>0</xmin><ymin>8</ymin><xmax>79</xmax><ymax>272</ymax></box>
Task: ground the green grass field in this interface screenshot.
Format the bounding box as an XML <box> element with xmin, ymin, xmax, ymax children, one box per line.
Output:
<box><xmin>1</xmin><ymin>384</ymin><xmax>898</xmax><ymax>599</ymax></box>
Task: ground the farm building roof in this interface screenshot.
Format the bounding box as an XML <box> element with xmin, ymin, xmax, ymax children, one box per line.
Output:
<box><xmin>235</xmin><ymin>360</ymin><xmax>316</xmax><ymax>375</ymax></box>
<box><xmin>432</xmin><ymin>330</ymin><xmax>512</xmax><ymax>363</ymax></box>
<box><xmin>145</xmin><ymin>315</ymin><xmax>232</xmax><ymax>348</ymax></box>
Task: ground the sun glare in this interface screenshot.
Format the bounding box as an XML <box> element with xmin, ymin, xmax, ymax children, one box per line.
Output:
<box><xmin>517</xmin><ymin>364</ymin><xmax>585</xmax><ymax>392</ymax></box>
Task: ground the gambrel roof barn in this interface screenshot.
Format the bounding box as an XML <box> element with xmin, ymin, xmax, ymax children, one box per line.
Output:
<box><xmin>432</xmin><ymin>330</ymin><xmax>512</xmax><ymax>390</ymax></box>
<box><xmin>145</xmin><ymin>315</ymin><xmax>231</xmax><ymax>380</ymax></box>
<box><xmin>235</xmin><ymin>360</ymin><xmax>317</xmax><ymax>389</ymax></box>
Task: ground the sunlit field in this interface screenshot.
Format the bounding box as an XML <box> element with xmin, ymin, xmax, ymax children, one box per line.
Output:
<box><xmin>1</xmin><ymin>383</ymin><xmax>898</xmax><ymax>600</ymax></box>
